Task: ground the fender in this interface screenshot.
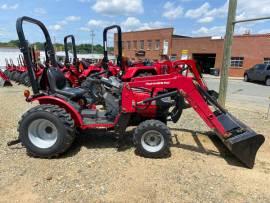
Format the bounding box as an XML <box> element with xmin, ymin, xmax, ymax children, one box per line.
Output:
<box><xmin>82</xmin><ymin>66</ymin><xmax>102</xmax><ymax>78</ymax></box>
<box><xmin>122</xmin><ymin>66</ymin><xmax>158</xmax><ymax>81</ymax></box>
<box><xmin>30</xmin><ymin>96</ymin><xmax>83</xmax><ymax>126</ymax></box>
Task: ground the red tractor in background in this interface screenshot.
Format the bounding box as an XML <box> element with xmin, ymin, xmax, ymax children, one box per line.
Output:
<box><xmin>91</xmin><ymin>25</ymin><xmax>198</xmax><ymax>81</ymax></box>
<box><xmin>6</xmin><ymin>59</ymin><xmax>18</xmax><ymax>81</ymax></box>
<box><xmin>12</xmin><ymin>55</ymin><xmax>25</xmax><ymax>83</ymax></box>
<box><xmin>62</xmin><ymin>34</ymin><xmax>104</xmax><ymax>87</ymax></box>
<box><xmin>14</xmin><ymin>16</ymin><xmax>265</xmax><ymax>169</ymax></box>
<box><xmin>62</xmin><ymin>35</ymin><xmax>82</xmax><ymax>87</ymax></box>
<box><xmin>18</xmin><ymin>46</ymin><xmax>45</xmax><ymax>87</ymax></box>
<box><xmin>3</xmin><ymin>59</ymin><xmax>15</xmax><ymax>78</ymax></box>
<box><xmin>101</xmin><ymin>25</ymin><xmax>175</xmax><ymax>81</ymax></box>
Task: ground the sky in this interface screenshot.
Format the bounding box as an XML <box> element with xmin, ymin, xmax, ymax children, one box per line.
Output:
<box><xmin>0</xmin><ymin>0</ymin><xmax>269</xmax><ymax>45</ymax></box>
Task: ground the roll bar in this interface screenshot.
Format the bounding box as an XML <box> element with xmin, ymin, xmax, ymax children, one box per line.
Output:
<box><xmin>103</xmin><ymin>25</ymin><xmax>123</xmax><ymax>71</ymax></box>
<box><xmin>16</xmin><ymin>16</ymin><xmax>56</xmax><ymax>94</ymax></box>
<box><xmin>64</xmin><ymin>35</ymin><xmax>77</xmax><ymax>65</ymax></box>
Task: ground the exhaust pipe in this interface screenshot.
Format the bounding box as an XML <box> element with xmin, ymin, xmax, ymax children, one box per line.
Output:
<box><xmin>216</xmin><ymin>113</ymin><xmax>265</xmax><ymax>168</ymax></box>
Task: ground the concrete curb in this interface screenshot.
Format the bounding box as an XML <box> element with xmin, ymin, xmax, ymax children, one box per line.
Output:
<box><xmin>203</xmin><ymin>74</ymin><xmax>244</xmax><ymax>80</ymax></box>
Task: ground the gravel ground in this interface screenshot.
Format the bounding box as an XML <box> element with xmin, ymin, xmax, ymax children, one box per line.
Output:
<box><xmin>0</xmin><ymin>84</ymin><xmax>270</xmax><ymax>203</ymax></box>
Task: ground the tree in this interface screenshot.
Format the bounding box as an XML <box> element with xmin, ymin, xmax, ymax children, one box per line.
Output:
<box><xmin>0</xmin><ymin>40</ymin><xmax>113</xmax><ymax>54</ymax></box>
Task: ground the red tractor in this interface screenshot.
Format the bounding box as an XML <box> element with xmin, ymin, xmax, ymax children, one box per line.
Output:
<box><xmin>6</xmin><ymin>59</ymin><xmax>18</xmax><ymax>81</ymax></box>
<box><xmin>15</xmin><ymin>16</ymin><xmax>264</xmax><ymax>169</ymax></box>
<box><xmin>18</xmin><ymin>46</ymin><xmax>45</xmax><ymax>87</ymax></box>
<box><xmin>62</xmin><ymin>34</ymin><xmax>104</xmax><ymax>87</ymax></box>
<box><xmin>62</xmin><ymin>35</ymin><xmax>81</xmax><ymax>87</ymax></box>
<box><xmin>3</xmin><ymin>59</ymin><xmax>15</xmax><ymax>78</ymax></box>
<box><xmin>12</xmin><ymin>55</ymin><xmax>27</xmax><ymax>83</ymax></box>
<box><xmin>101</xmin><ymin>25</ymin><xmax>174</xmax><ymax>80</ymax></box>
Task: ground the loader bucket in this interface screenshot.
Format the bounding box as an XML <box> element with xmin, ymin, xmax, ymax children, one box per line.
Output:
<box><xmin>216</xmin><ymin>113</ymin><xmax>265</xmax><ymax>168</ymax></box>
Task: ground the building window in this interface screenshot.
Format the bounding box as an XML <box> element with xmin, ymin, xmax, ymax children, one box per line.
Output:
<box><xmin>170</xmin><ymin>54</ymin><xmax>177</xmax><ymax>61</ymax></box>
<box><xmin>147</xmin><ymin>40</ymin><xmax>152</xmax><ymax>50</ymax></box>
<box><xmin>231</xmin><ymin>57</ymin><xmax>244</xmax><ymax>68</ymax></box>
<box><xmin>127</xmin><ymin>41</ymin><xmax>131</xmax><ymax>50</ymax></box>
<box><xmin>133</xmin><ymin>40</ymin><xmax>137</xmax><ymax>50</ymax></box>
<box><xmin>264</xmin><ymin>58</ymin><xmax>270</xmax><ymax>65</ymax></box>
<box><xmin>122</xmin><ymin>41</ymin><xmax>125</xmax><ymax>49</ymax></box>
<box><xmin>140</xmin><ymin>40</ymin><xmax>144</xmax><ymax>50</ymax></box>
<box><xmin>155</xmin><ymin>40</ymin><xmax>160</xmax><ymax>50</ymax></box>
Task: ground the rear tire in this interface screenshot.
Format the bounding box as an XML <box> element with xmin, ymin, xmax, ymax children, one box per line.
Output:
<box><xmin>18</xmin><ymin>104</ymin><xmax>76</xmax><ymax>158</ymax></box>
<box><xmin>265</xmin><ymin>77</ymin><xmax>270</xmax><ymax>86</ymax></box>
<box><xmin>133</xmin><ymin>120</ymin><xmax>171</xmax><ymax>158</ymax></box>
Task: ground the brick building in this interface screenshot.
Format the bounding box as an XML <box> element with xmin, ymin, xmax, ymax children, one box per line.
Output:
<box><xmin>114</xmin><ymin>28</ymin><xmax>270</xmax><ymax>77</ymax></box>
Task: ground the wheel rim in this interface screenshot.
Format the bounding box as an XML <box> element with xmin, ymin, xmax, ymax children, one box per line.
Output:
<box><xmin>266</xmin><ymin>78</ymin><xmax>270</xmax><ymax>86</ymax></box>
<box><xmin>244</xmin><ymin>75</ymin><xmax>248</xmax><ymax>81</ymax></box>
<box><xmin>28</xmin><ymin>119</ymin><xmax>58</xmax><ymax>149</ymax></box>
<box><xmin>141</xmin><ymin>130</ymin><xmax>164</xmax><ymax>153</ymax></box>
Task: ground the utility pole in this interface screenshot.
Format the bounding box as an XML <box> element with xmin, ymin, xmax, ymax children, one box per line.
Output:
<box><xmin>90</xmin><ymin>30</ymin><xmax>95</xmax><ymax>54</ymax></box>
<box><xmin>218</xmin><ymin>0</ymin><xmax>237</xmax><ymax>107</ymax></box>
<box><xmin>53</xmin><ymin>36</ymin><xmax>57</xmax><ymax>52</ymax></box>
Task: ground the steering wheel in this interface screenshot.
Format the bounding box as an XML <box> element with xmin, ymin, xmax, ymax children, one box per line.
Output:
<box><xmin>100</xmin><ymin>77</ymin><xmax>121</xmax><ymax>89</ymax></box>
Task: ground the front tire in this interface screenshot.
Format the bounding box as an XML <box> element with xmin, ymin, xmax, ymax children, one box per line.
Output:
<box><xmin>266</xmin><ymin>77</ymin><xmax>270</xmax><ymax>86</ymax></box>
<box><xmin>133</xmin><ymin>120</ymin><xmax>171</xmax><ymax>158</ymax></box>
<box><xmin>244</xmin><ymin>74</ymin><xmax>249</xmax><ymax>82</ymax></box>
<box><xmin>18</xmin><ymin>104</ymin><xmax>76</xmax><ymax>158</ymax></box>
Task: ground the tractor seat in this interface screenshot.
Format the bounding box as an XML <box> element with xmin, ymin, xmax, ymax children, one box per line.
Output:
<box><xmin>80</xmin><ymin>60</ymin><xmax>90</xmax><ymax>69</ymax></box>
<box><xmin>47</xmin><ymin>67</ymin><xmax>87</xmax><ymax>99</ymax></box>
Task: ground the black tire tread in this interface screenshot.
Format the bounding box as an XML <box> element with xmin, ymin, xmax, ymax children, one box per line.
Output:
<box><xmin>133</xmin><ymin>119</ymin><xmax>171</xmax><ymax>158</ymax></box>
<box><xmin>18</xmin><ymin>104</ymin><xmax>75</xmax><ymax>158</ymax></box>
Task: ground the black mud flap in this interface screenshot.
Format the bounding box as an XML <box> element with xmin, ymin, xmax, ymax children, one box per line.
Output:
<box><xmin>217</xmin><ymin>113</ymin><xmax>265</xmax><ymax>168</ymax></box>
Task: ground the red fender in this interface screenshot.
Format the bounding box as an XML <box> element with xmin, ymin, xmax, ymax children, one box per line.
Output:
<box><xmin>122</xmin><ymin>66</ymin><xmax>158</xmax><ymax>81</ymax></box>
<box><xmin>30</xmin><ymin>96</ymin><xmax>83</xmax><ymax>126</ymax></box>
<box><xmin>81</xmin><ymin>66</ymin><xmax>102</xmax><ymax>78</ymax></box>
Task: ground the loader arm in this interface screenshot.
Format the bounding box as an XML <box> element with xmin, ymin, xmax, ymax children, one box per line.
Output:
<box><xmin>126</xmin><ymin>73</ymin><xmax>227</xmax><ymax>135</ymax></box>
<box><xmin>123</xmin><ymin>72</ymin><xmax>264</xmax><ymax>168</ymax></box>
